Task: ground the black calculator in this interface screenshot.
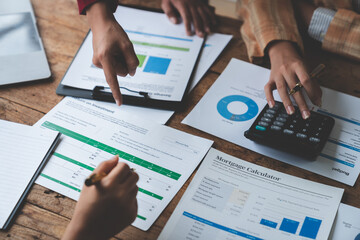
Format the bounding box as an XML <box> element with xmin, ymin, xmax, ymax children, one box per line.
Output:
<box><xmin>244</xmin><ymin>101</ymin><xmax>335</xmax><ymax>158</ymax></box>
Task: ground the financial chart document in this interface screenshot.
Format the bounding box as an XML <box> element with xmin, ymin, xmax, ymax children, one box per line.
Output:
<box><xmin>61</xmin><ymin>6</ymin><xmax>204</xmax><ymax>101</ymax></box>
<box><xmin>159</xmin><ymin>148</ymin><xmax>344</xmax><ymax>240</ymax></box>
<box><xmin>34</xmin><ymin>97</ymin><xmax>213</xmax><ymax>230</ymax></box>
<box><xmin>183</xmin><ymin>58</ymin><xmax>360</xmax><ymax>186</ymax></box>
<box><xmin>329</xmin><ymin>203</ymin><xmax>360</xmax><ymax>240</ymax></box>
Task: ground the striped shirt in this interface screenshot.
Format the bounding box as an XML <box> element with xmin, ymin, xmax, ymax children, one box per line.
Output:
<box><xmin>237</xmin><ymin>0</ymin><xmax>360</xmax><ymax>63</ymax></box>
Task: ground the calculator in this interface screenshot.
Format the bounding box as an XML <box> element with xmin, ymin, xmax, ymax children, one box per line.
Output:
<box><xmin>244</xmin><ymin>101</ymin><xmax>335</xmax><ymax>158</ymax></box>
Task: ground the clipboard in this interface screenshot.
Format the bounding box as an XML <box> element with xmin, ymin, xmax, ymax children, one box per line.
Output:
<box><xmin>56</xmin><ymin>4</ymin><xmax>206</xmax><ymax>111</ymax></box>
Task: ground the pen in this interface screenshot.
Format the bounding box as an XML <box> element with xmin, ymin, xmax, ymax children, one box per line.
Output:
<box><xmin>85</xmin><ymin>168</ymin><xmax>136</xmax><ymax>186</ymax></box>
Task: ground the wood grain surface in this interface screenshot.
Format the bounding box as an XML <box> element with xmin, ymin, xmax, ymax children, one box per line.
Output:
<box><xmin>0</xmin><ymin>0</ymin><xmax>359</xmax><ymax>239</ymax></box>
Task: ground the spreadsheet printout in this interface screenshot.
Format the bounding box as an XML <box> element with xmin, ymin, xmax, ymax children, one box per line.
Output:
<box><xmin>34</xmin><ymin>97</ymin><xmax>213</xmax><ymax>230</ymax></box>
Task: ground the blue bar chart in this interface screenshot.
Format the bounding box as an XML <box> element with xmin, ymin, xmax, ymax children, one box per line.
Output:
<box><xmin>279</xmin><ymin>218</ymin><xmax>299</xmax><ymax>234</ymax></box>
<box><xmin>299</xmin><ymin>217</ymin><xmax>322</xmax><ymax>239</ymax></box>
<box><xmin>260</xmin><ymin>219</ymin><xmax>277</xmax><ymax>229</ymax></box>
<box><xmin>143</xmin><ymin>56</ymin><xmax>171</xmax><ymax>75</ymax></box>
<box><xmin>260</xmin><ymin>216</ymin><xmax>322</xmax><ymax>239</ymax></box>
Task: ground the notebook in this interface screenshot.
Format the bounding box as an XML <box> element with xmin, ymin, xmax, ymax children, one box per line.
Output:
<box><xmin>0</xmin><ymin>120</ymin><xmax>60</xmax><ymax>230</ymax></box>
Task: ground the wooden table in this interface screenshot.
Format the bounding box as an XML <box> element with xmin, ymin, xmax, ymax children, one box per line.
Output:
<box><xmin>0</xmin><ymin>0</ymin><xmax>359</xmax><ymax>239</ymax></box>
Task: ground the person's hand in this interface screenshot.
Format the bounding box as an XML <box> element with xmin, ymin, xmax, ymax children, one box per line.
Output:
<box><xmin>161</xmin><ymin>0</ymin><xmax>217</xmax><ymax>37</ymax></box>
<box><xmin>266</xmin><ymin>41</ymin><xmax>322</xmax><ymax>119</ymax></box>
<box><xmin>86</xmin><ymin>1</ymin><xmax>139</xmax><ymax>106</ymax></box>
<box><xmin>62</xmin><ymin>156</ymin><xmax>139</xmax><ymax>240</ymax></box>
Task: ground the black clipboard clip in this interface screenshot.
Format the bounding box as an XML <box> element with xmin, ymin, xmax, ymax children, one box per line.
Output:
<box><xmin>92</xmin><ymin>86</ymin><xmax>150</xmax><ymax>102</ymax></box>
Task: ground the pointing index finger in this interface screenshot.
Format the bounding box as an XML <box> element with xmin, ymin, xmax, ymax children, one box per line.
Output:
<box><xmin>102</xmin><ymin>56</ymin><xmax>122</xmax><ymax>106</ymax></box>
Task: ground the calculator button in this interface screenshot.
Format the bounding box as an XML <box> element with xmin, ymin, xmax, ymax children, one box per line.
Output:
<box><xmin>314</xmin><ymin>132</ymin><xmax>322</xmax><ymax>137</ymax></box>
<box><xmin>264</xmin><ymin>113</ymin><xmax>274</xmax><ymax>118</ymax></box>
<box><xmin>266</xmin><ymin>109</ymin><xmax>276</xmax><ymax>114</ymax></box>
<box><xmin>272</xmin><ymin>103</ymin><xmax>281</xmax><ymax>109</ymax></box>
<box><xmin>279</xmin><ymin>113</ymin><xmax>289</xmax><ymax>118</ymax></box>
<box><xmin>309</xmin><ymin>137</ymin><xmax>320</xmax><ymax>143</ymax></box>
<box><xmin>273</xmin><ymin>121</ymin><xmax>284</xmax><ymax>127</ymax></box>
<box><xmin>276</xmin><ymin>117</ymin><xmax>287</xmax><ymax>122</ymax></box>
<box><xmin>271</xmin><ymin>125</ymin><xmax>282</xmax><ymax>131</ymax></box>
<box><xmin>258</xmin><ymin>121</ymin><xmax>269</xmax><ymax>127</ymax></box>
<box><xmin>261</xmin><ymin>117</ymin><xmax>272</xmax><ymax>123</ymax></box>
<box><xmin>318</xmin><ymin>127</ymin><xmax>323</xmax><ymax>131</ymax></box>
<box><xmin>305</xmin><ymin>123</ymin><xmax>310</xmax><ymax>128</ymax></box>
<box><xmin>255</xmin><ymin>125</ymin><xmax>266</xmax><ymax>131</ymax></box>
<box><xmin>296</xmin><ymin>133</ymin><xmax>307</xmax><ymax>139</ymax></box>
<box><xmin>283</xmin><ymin>129</ymin><xmax>294</xmax><ymax>135</ymax></box>
<box><xmin>292</xmin><ymin>119</ymin><xmax>298</xmax><ymax>124</ymax></box>
<box><xmin>301</xmin><ymin>128</ymin><xmax>308</xmax><ymax>133</ymax></box>
<box><xmin>289</xmin><ymin>124</ymin><xmax>295</xmax><ymax>129</ymax></box>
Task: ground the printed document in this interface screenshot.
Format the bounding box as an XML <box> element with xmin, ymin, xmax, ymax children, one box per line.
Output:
<box><xmin>190</xmin><ymin>33</ymin><xmax>232</xmax><ymax>90</ymax></box>
<box><xmin>183</xmin><ymin>58</ymin><xmax>360</xmax><ymax>186</ymax></box>
<box><xmin>85</xmin><ymin>97</ymin><xmax>174</xmax><ymax>124</ymax></box>
<box><xmin>329</xmin><ymin>203</ymin><xmax>360</xmax><ymax>240</ymax></box>
<box><xmin>100</xmin><ymin>33</ymin><xmax>232</xmax><ymax>123</ymax></box>
<box><xmin>61</xmin><ymin>6</ymin><xmax>204</xmax><ymax>101</ymax></box>
<box><xmin>34</xmin><ymin>97</ymin><xmax>213</xmax><ymax>231</ymax></box>
<box><xmin>0</xmin><ymin>120</ymin><xmax>59</xmax><ymax>229</ymax></box>
<box><xmin>159</xmin><ymin>148</ymin><xmax>344</xmax><ymax>240</ymax></box>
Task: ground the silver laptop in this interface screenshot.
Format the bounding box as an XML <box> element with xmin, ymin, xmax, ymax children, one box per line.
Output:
<box><xmin>0</xmin><ymin>0</ymin><xmax>50</xmax><ymax>85</ymax></box>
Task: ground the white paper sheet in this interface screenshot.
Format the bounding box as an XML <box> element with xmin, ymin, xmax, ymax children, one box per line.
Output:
<box><xmin>82</xmin><ymin>97</ymin><xmax>174</xmax><ymax>124</ymax></box>
<box><xmin>330</xmin><ymin>203</ymin><xmax>360</xmax><ymax>240</ymax></box>
<box><xmin>159</xmin><ymin>148</ymin><xmax>344</xmax><ymax>240</ymax></box>
<box><xmin>62</xmin><ymin>6</ymin><xmax>204</xmax><ymax>102</ymax></box>
<box><xmin>190</xmin><ymin>33</ymin><xmax>232</xmax><ymax>90</ymax></box>
<box><xmin>34</xmin><ymin>97</ymin><xmax>213</xmax><ymax>231</ymax></box>
<box><xmin>0</xmin><ymin>120</ymin><xmax>58</xmax><ymax>228</ymax></box>
<box><xmin>183</xmin><ymin>58</ymin><xmax>360</xmax><ymax>186</ymax></box>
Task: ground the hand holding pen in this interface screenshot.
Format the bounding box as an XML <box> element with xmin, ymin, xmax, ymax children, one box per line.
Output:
<box><xmin>62</xmin><ymin>156</ymin><xmax>139</xmax><ymax>240</ymax></box>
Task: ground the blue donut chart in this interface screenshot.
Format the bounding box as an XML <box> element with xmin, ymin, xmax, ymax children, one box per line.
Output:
<box><xmin>355</xmin><ymin>233</ymin><xmax>360</xmax><ymax>240</ymax></box>
<box><xmin>217</xmin><ymin>95</ymin><xmax>258</xmax><ymax>122</ymax></box>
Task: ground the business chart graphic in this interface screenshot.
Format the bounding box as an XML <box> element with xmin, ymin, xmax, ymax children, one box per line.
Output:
<box><xmin>356</xmin><ymin>233</ymin><xmax>360</xmax><ymax>240</ymax></box>
<box><xmin>143</xmin><ymin>56</ymin><xmax>171</xmax><ymax>75</ymax></box>
<box><xmin>61</xmin><ymin>6</ymin><xmax>205</xmax><ymax>102</ymax></box>
<box><xmin>260</xmin><ymin>216</ymin><xmax>322</xmax><ymax>239</ymax></box>
<box><xmin>217</xmin><ymin>95</ymin><xmax>258</xmax><ymax>122</ymax></box>
<box><xmin>91</xmin><ymin>54</ymin><xmax>172</xmax><ymax>75</ymax></box>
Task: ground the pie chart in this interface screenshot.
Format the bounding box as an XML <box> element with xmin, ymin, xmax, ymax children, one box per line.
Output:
<box><xmin>355</xmin><ymin>233</ymin><xmax>360</xmax><ymax>240</ymax></box>
<box><xmin>217</xmin><ymin>95</ymin><xmax>258</xmax><ymax>122</ymax></box>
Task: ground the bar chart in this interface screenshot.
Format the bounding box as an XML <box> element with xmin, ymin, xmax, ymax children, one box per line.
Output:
<box><xmin>260</xmin><ymin>216</ymin><xmax>322</xmax><ymax>239</ymax></box>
